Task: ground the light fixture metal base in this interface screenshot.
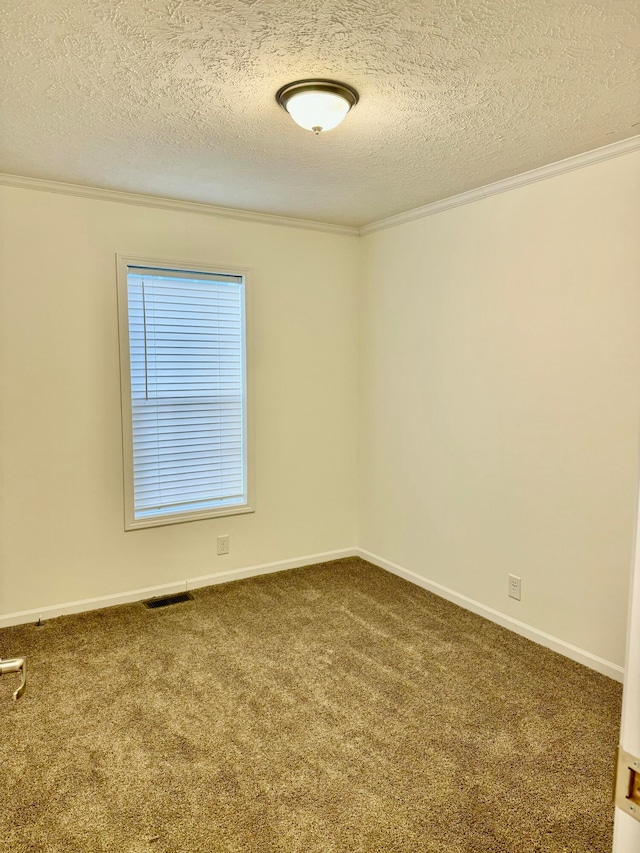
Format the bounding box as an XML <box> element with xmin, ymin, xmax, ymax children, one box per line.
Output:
<box><xmin>275</xmin><ymin>79</ymin><xmax>359</xmax><ymax>111</ymax></box>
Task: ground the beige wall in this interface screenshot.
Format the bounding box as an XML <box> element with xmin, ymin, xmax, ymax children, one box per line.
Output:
<box><xmin>0</xmin><ymin>187</ymin><xmax>359</xmax><ymax>616</ymax></box>
<box><xmin>359</xmin><ymin>151</ymin><xmax>640</xmax><ymax>668</ymax></box>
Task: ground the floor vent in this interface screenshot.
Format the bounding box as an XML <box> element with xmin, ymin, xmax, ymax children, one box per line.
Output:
<box><xmin>143</xmin><ymin>592</ymin><xmax>193</xmax><ymax>610</ymax></box>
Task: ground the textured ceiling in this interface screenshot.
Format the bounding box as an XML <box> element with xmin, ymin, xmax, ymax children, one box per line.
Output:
<box><xmin>1</xmin><ymin>0</ymin><xmax>639</xmax><ymax>227</ymax></box>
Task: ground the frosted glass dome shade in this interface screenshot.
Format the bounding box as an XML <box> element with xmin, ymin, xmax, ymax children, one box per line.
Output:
<box><xmin>276</xmin><ymin>80</ymin><xmax>359</xmax><ymax>134</ymax></box>
<box><xmin>285</xmin><ymin>91</ymin><xmax>351</xmax><ymax>133</ymax></box>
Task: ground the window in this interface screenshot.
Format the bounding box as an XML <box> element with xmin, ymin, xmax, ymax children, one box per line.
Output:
<box><xmin>117</xmin><ymin>256</ymin><xmax>253</xmax><ymax>530</ymax></box>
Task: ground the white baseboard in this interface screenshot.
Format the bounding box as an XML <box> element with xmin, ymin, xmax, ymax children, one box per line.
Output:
<box><xmin>184</xmin><ymin>548</ymin><xmax>358</xmax><ymax>591</ymax></box>
<box><xmin>1</xmin><ymin>546</ymin><xmax>624</xmax><ymax>683</ymax></box>
<box><xmin>0</xmin><ymin>548</ymin><xmax>358</xmax><ymax>630</ymax></box>
<box><xmin>357</xmin><ymin>548</ymin><xmax>625</xmax><ymax>683</ymax></box>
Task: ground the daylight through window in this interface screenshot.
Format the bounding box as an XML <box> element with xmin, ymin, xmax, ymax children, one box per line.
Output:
<box><xmin>117</xmin><ymin>259</ymin><xmax>251</xmax><ymax>529</ymax></box>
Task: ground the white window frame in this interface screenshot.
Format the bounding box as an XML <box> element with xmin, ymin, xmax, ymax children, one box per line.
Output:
<box><xmin>116</xmin><ymin>254</ymin><xmax>254</xmax><ymax>531</ymax></box>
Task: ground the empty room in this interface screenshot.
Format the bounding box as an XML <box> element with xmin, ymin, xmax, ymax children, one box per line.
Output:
<box><xmin>1</xmin><ymin>1</ymin><xmax>640</xmax><ymax>851</ymax></box>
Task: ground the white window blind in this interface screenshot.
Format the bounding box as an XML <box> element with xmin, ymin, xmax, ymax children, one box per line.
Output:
<box><xmin>120</xmin><ymin>262</ymin><xmax>249</xmax><ymax>527</ymax></box>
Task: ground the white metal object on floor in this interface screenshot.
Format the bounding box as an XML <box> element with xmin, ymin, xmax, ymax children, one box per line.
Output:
<box><xmin>0</xmin><ymin>656</ymin><xmax>27</xmax><ymax>700</ymax></box>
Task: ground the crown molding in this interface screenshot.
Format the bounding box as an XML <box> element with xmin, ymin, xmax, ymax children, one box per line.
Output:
<box><xmin>2</xmin><ymin>135</ymin><xmax>639</xmax><ymax>238</ymax></box>
<box><xmin>359</xmin><ymin>135</ymin><xmax>640</xmax><ymax>236</ymax></box>
<box><xmin>0</xmin><ymin>173</ymin><xmax>360</xmax><ymax>237</ymax></box>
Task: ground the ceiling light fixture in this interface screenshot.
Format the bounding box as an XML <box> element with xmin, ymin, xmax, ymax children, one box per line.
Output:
<box><xmin>276</xmin><ymin>79</ymin><xmax>359</xmax><ymax>135</ymax></box>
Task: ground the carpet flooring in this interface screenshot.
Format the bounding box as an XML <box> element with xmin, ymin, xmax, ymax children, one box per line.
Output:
<box><xmin>0</xmin><ymin>558</ymin><xmax>621</xmax><ymax>852</ymax></box>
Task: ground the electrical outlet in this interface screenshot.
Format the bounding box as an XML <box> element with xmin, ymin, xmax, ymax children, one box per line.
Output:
<box><xmin>217</xmin><ymin>535</ymin><xmax>230</xmax><ymax>556</ymax></box>
<box><xmin>508</xmin><ymin>574</ymin><xmax>521</xmax><ymax>601</ymax></box>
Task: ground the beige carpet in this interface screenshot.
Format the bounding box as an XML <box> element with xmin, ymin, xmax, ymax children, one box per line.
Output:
<box><xmin>0</xmin><ymin>558</ymin><xmax>620</xmax><ymax>852</ymax></box>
